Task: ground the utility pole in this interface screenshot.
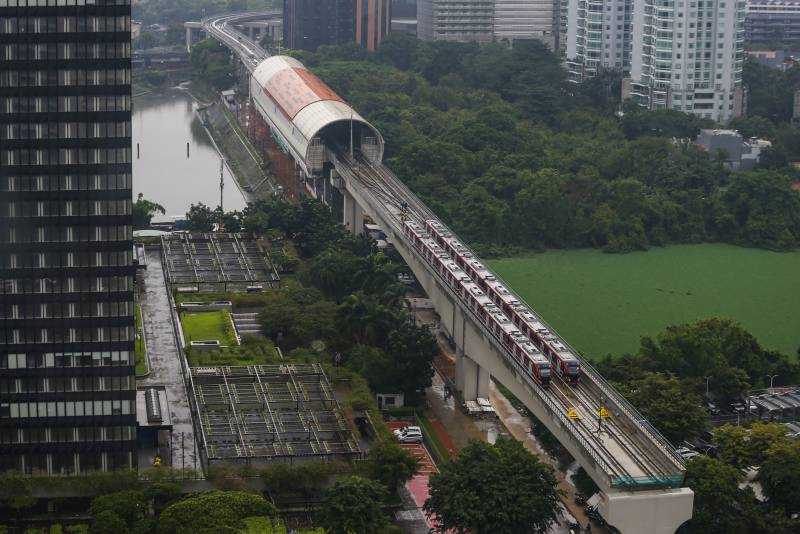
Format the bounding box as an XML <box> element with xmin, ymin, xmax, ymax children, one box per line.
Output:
<box><xmin>219</xmin><ymin>158</ymin><xmax>225</xmax><ymax>230</ymax></box>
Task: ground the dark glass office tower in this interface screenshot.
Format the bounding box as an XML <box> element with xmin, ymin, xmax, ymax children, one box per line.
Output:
<box><xmin>0</xmin><ymin>0</ymin><xmax>135</xmax><ymax>475</ymax></box>
<box><xmin>283</xmin><ymin>0</ymin><xmax>356</xmax><ymax>51</ymax></box>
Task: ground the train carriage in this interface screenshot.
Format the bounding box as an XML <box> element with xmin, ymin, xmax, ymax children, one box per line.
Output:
<box><xmin>420</xmin><ymin>218</ymin><xmax>582</xmax><ymax>386</ymax></box>
<box><xmin>403</xmin><ymin>220</ymin><xmax>553</xmax><ymax>389</ymax></box>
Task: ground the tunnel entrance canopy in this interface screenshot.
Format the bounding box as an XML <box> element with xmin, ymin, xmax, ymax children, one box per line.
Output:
<box><xmin>250</xmin><ymin>56</ymin><xmax>385</xmax><ymax>174</ymax></box>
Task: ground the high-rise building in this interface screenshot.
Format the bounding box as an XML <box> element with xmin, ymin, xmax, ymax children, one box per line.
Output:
<box><xmin>0</xmin><ymin>0</ymin><xmax>136</xmax><ymax>475</ymax></box>
<box><xmin>494</xmin><ymin>0</ymin><xmax>558</xmax><ymax>48</ymax></box>
<box><xmin>745</xmin><ymin>0</ymin><xmax>800</xmax><ymax>44</ymax></box>
<box><xmin>356</xmin><ymin>0</ymin><xmax>392</xmax><ymax>51</ymax></box>
<box><xmin>565</xmin><ymin>0</ymin><xmax>633</xmax><ymax>81</ymax></box>
<box><xmin>283</xmin><ymin>0</ymin><xmax>356</xmax><ymax>51</ymax></box>
<box><xmin>628</xmin><ymin>0</ymin><xmax>746</xmax><ymax>122</ymax></box>
<box><xmin>416</xmin><ymin>0</ymin><xmax>496</xmax><ymax>42</ymax></box>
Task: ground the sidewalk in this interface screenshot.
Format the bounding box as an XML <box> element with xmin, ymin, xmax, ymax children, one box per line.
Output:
<box><xmin>138</xmin><ymin>246</ymin><xmax>200</xmax><ymax>473</ymax></box>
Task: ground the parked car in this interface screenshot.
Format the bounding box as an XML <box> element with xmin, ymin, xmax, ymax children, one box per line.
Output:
<box><xmin>393</xmin><ymin>426</ymin><xmax>423</xmax><ymax>443</ymax></box>
<box><xmin>675</xmin><ymin>447</ymin><xmax>700</xmax><ymax>461</ymax></box>
<box><xmin>706</xmin><ymin>402</ymin><xmax>720</xmax><ymax>416</ymax></box>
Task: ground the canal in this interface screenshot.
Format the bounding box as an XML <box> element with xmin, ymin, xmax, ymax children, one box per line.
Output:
<box><xmin>132</xmin><ymin>88</ymin><xmax>247</xmax><ymax>219</ymax></box>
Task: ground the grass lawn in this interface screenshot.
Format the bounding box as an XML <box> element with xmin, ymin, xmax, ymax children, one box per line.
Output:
<box><xmin>488</xmin><ymin>244</ymin><xmax>800</xmax><ymax>360</ymax></box>
<box><xmin>135</xmin><ymin>303</ymin><xmax>148</xmax><ymax>376</ymax></box>
<box><xmin>180</xmin><ymin>310</ymin><xmax>237</xmax><ymax>346</ymax></box>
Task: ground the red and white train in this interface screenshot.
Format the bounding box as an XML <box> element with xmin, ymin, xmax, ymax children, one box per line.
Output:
<box><xmin>424</xmin><ymin>220</ymin><xmax>581</xmax><ymax>385</ymax></box>
<box><xmin>403</xmin><ymin>221</ymin><xmax>551</xmax><ymax>387</ymax></box>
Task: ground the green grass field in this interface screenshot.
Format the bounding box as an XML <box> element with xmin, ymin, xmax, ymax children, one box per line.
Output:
<box><xmin>488</xmin><ymin>244</ymin><xmax>800</xmax><ymax>360</ymax></box>
<box><xmin>180</xmin><ymin>310</ymin><xmax>237</xmax><ymax>346</ymax></box>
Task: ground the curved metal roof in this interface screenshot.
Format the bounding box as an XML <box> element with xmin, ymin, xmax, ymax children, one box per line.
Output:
<box><xmin>251</xmin><ymin>56</ymin><xmax>384</xmax><ymax>169</ymax></box>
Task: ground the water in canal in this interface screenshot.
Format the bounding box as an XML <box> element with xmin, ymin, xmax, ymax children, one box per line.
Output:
<box><xmin>132</xmin><ymin>87</ymin><xmax>246</xmax><ymax>219</ymax></box>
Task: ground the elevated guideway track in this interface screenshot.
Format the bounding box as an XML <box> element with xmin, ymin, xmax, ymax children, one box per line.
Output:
<box><xmin>335</xmin><ymin>153</ymin><xmax>684</xmax><ymax>487</ymax></box>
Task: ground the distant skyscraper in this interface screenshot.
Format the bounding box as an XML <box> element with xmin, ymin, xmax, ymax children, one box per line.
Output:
<box><xmin>745</xmin><ymin>0</ymin><xmax>800</xmax><ymax>44</ymax></box>
<box><xmin>356</xmin><ymin>0</ymin><xmax>392</xmax><ymax>51</ymax></box>
<box><xmin>494</xmin><ymin>0</ymin><xmax>558</xmax><ymax>48</ymax></box>
<box><xmin>417</xmin><ymin>0</ymin><xmax>558</xmax><ymax>47</ymax></box>
<box><xmin>628</xmin><ymin>0</ymin><xmax>746</xmax><ymax>122</ymax></box>
<box><xmin>0</xmin><ymin>0</ymin><xmax>136</xmax><ymax>474</ymax></box>
<box><xmin>283</xmin><ymin>0</ymin><xmax>356</xmax><ymax>51</ymax></box>
<box><xmin>416</xmin><ymin>0</ymin><xmax>496</xmax><ymax>42</ymax></box>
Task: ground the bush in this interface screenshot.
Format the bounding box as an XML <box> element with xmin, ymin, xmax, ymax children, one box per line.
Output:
<box><xmin>158</xmin><ymin>491</ymin><xmax>277</xmax><ymax>534</ymax></box>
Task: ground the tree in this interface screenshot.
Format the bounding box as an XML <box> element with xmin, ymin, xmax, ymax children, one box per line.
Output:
<box><xmin>713</xmin><ymin>424</ymin><xmax>754</xmax><ymax>469</ymax></box>
<box><xmin>758</xmin><ymin>440</ymin><xmax>800</xmax><ymax>513</ymax></box>
<box><xmin>681</xmin><ymin>456</ymin><xmax>759</xmax><ymax>534</ymax></box>
<box><xmin>366</xmin><ymin>441</ymin><xmax>419</xmax><ymax>494</ymax></box>
<box><xmin>384</xmin><ymin>320</ymin><xmax>437</xmax><ymax>400</ymax></box>
<box><xmin>89</xmin><ymin>491</ymin><xmax>147</xmax><ymax>529</ymax></box>
<box><xmin>132</xmin><ymin>193</ymin><xmax>165</xmax><ymax>229</ymax></box>
<box><xmin>424</xmin><ymin>438</ymin><xmax>559</xmax><ymax>534</ymax></box>
<box><xmin>185</xmin><ymin>202</ymin><xmax>215</xmax><ymax>232</ymax></box>
<box><xmin>258</xmin><ymin>287</ymin><xmax>338</xmax><ymax>350</ymax></box>
<box><xmin>623</xmin><ymin>372</ymin><xmax>708</xmax><ymax>444</ymax></box>
<box><xmin>316</xmin><ymin>476</ymin><xmax>389</xmax><ymax>534</ymax></box>
<box><xmin>92</xmin><ymin>510</ymin><xmax>127</xmax><ymax>534</ymax></box>
<box><xmin>158</xmin><ymin>491</ymin><xmax>276</xmax><ymax>534</ymax></box>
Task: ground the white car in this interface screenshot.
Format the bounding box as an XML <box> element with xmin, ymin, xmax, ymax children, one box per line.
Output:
<box><xmin>393</xmin><ymin>426</ymin><xmax>423</xmax><ymax>443</ymax></box>
<box><xmin>675</xmin><ymin>447</ymin><xmax>700</xmax><ymax>461</ymax></box>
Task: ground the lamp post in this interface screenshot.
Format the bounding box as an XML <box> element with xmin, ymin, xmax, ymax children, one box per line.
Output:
<box><xmin>704</xmin><ymin>376</ymin><xmax>711</xmax><ymax>397</ymax></box>
<box><xmin>767</xmin><ymin>374</ymin><xmax>778</xmax><ymax>390</ymax></box>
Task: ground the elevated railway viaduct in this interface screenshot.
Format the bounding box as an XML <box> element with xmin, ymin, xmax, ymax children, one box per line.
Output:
<box><xmin>199</xmin><ymin>12</ymin><xmax>695</xmax><ymax>533</ymax></box>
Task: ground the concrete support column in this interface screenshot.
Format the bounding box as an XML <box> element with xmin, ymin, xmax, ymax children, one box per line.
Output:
<box><xmin>341</xmin><ymin>189</ymin><xmax>363</xmax><ymax>235</ymax></box>
<box><xmin>186</xmin><ymin>27</ymin><xmax>192</xmax><ymax>53</ymax></box>
<box><xmin>455</xmin><ymin>354</ymin><xmax>490</xmax><ymax>401</ymax></box>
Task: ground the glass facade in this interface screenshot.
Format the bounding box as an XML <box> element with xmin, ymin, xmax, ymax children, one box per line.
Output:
<box><xmin>283</xmin><ymin>0</ymin><xmax>356</xmax><ymax>52</ymax></box>
<box><xmin>0</xmin><ymin>0</ymin><xmax>135</xmax><ymax>475</ymax></box>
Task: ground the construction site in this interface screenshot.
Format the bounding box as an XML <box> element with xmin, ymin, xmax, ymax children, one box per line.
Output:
<box><xmin>161</xmin><ymin>232</ymin><xmax>279</xmax><ymax>292</ymax></box>
<box><xmin>190</xmin><ymin>364</ymin><xmax>360</xmax><ymax>466</ymax></box>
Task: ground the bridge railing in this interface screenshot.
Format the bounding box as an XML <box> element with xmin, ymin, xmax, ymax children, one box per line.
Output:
<box><xmin>360</xmin><ymin>160</ymin><xmax>686</xmax><ymax>474</ymax></box>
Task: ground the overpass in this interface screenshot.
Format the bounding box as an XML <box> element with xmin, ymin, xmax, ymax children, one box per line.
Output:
<box><xmin>198</xmin><ymin>13</ymin><xmax>695</xmax><ymax>533</ymax></box>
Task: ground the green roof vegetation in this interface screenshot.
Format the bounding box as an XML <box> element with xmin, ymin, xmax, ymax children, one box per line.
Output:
<box><xmin>180</xmin><ymin>310</ymin><xmax>237</xmax><ymax>346</ymax></box>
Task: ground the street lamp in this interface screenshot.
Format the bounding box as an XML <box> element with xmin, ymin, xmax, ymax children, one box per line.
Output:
<box><xmin>704</xmin><ymin>376</ymin><xmax>711</xmax><ymax>397</ymax></box>
<box><xmin>767</xmin><ymin>374</ymin><xmax>779</xmax><ymax>390</ymax></box>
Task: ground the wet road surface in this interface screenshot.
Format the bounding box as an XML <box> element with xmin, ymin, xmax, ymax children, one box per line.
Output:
<box><xmin>138</xmin><ymin>245</ymin><xmax>201</xmax><ymax>473</ymax></box>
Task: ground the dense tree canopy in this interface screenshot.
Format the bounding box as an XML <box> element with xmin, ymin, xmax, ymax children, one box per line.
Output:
<box><xmin>316</xmin><ymin>476</ymin><xmax>389</xmax><ymax>534</ymax></box>
<box><xmin>189</xmin><ymin>39</ymin><xmax>234</xmax><ymax>90</ymax></box>
<box><xmin>295</xmin><ymin>37</ymin><xmax>800</xmax><ymax>255</ymax></box>
<box><xmin>157</xmin><ymin>490</ymin><xmax>276</xmax><ymax>534</ymax></box>
<box><xmin>424</xmin><ymin>438</ymin><xmax>559</xmax><ymax>534</ymax></box>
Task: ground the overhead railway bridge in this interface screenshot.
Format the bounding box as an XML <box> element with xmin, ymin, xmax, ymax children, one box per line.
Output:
<box><xmin>199</xmin><ymin>12</ymin><xmax>695</xmax><ymax>533</ymax></box>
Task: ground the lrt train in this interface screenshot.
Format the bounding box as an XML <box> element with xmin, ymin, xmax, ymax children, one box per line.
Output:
<box><xmin>423</xmin><ymin>220</ymin><xmax>581</xmax><ymax>385</ymax></box>
<box><xmin>403</xmin><ymin>221</ymin><xmax>551</xmax><ymax>387</ymax></box>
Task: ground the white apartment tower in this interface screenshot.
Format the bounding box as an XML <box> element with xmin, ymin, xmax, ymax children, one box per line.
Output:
<box><xmin>566</xmin><ymin>0</ymin><xmax>634</xmax><ymax>81</ymax></box>
<box><xmin>628</xmin><ymin>0</ymin><xmax>746</xmax><ymax>122</ymax></box>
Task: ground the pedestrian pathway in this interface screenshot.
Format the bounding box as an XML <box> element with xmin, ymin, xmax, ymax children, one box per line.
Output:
<box><xmin>138</xmin><ymin>245</ymin><xmax>201</xmax><ymax>473</ymax></box>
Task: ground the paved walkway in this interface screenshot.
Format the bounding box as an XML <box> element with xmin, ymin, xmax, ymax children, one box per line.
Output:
<box><xmin>138</xmin><ymin>246</ymin><xmax>201</xmax><ymax>473</ymax></box>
